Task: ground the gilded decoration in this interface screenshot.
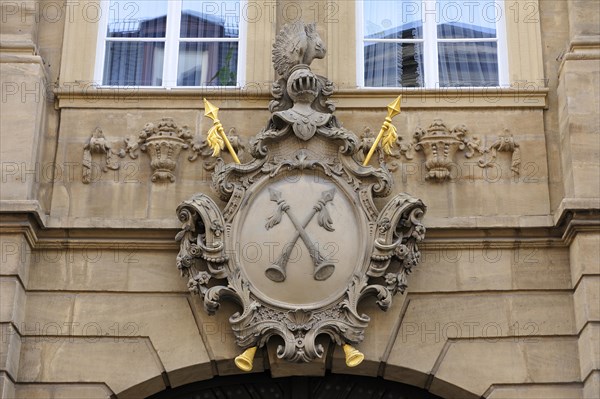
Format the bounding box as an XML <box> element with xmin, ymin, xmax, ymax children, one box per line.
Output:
<box><xmin>175</xmin><ymin>22</ymin><xmax>427</xmax><ymax>369</ymax></box>
<box><xmin>81</xmin><ymin>118</ymin><xmax>243</xmax><ymax>183</ymax></box>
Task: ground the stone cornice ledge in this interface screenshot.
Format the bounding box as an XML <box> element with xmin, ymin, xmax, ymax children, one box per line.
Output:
<box><xmin>0</xmin><ymin>39</ymin><xmax>37</xmax><ymax>54</ymax></box>
<box><xmin>2</xmin><ymin>199</ymin><xmax>597</xmax><ymax>249</ymax></box>
<box><xmin>0</xmin><ymin>53</ymin><xmax>44</xmax><ymax>65</ymax></box>
<box><xmin>0</xmin><ymin>200</ymin><xmax>47</xmax><ymax>225</ymax></box>
<box><xmin>554</xmin><ymin>198</ymin><xmax>600</xmax><ymax>244</ymax></box>
<box><xmin>45</xmin><ymin>215</ymin><xmax>554</xmax><ymax>230</ymax></box>
<box><xmin>53</xmin><ymin>86</ymin><xmax>549</xmax><ymax>109</ymax></box>
<box><xmin>1</xmin><ymin>211</ymin><xmax>598</xmax><ymax>250</ymax></box>
<box><xmin>0</xmin><ymin>39</ymin><xmax>41</xmax><ymax>64</ymax></box>
<box><xmin>554</xmin><ymin>197</ymin><xmax>600</xmax><ymax>224</ymax></box>
<box><xmin>334</xmin><ymin>88</ymin><xmax>548</xmax><ymax>109</ymax></box>
<box><xmin>558</xmin><ymin>35</ymin><xmax>600</xmax><ymax>77</ymax></box>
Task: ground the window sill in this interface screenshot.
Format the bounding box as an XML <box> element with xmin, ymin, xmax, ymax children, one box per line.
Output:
<box><xmin>53</xmin><ymin>85</ymin><xmax>548</xmax><ymax>109</ymax></box>
<box><xmin>335</xmin><ymin>87</ymin><xmax>548</xmax><ymax>109</ymax></box>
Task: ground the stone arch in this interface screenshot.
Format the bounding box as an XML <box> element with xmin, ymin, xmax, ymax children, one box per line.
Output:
<box><xmin>145</xmin><ymin>372</ymin><xmax>446</xmax><ymax>399</ymax></box>
<box><xmin>113</xmin><ymin>358</ymin><xmax>480</xmax><ymax>399</ymax></box>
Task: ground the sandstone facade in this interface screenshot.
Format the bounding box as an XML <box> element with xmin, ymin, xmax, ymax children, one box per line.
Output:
<box><xmin>1</xmin><ymin>1</ymin><xmax>599</xmax><ymax>398</ymax></box>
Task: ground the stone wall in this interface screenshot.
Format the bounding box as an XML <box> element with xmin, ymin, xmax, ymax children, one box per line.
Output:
<box><xmin>1</xmin><ymin>0</ymin><xmax>598</xmax><ymax>398</ymax></box>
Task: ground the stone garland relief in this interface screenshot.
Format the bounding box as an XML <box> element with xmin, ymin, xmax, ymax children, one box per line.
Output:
<box><xmin>413</xmin><ymin>119</ymin><xmax>483</xmax><ymax>181</ymax></box>
<box><xmin>358</xmin><ymin>120</ymin><xmax>522</xmax><ymax>182</ymax></box>
<box><xmin>175</xmin><ymin>22</ymin><xmax>427</xmax><ymax>371</ymax></box>
<box><xmin>82</xmin><ymin>127</ymin><xmax>125</xmax><ymax>184</ymax></box>
<box><xmin>412</xmin><ymin>121</ymin><xmax>521</xmax><ymax>181</ymax></box>
<box><xmin>82</xmin><ymin>120</ymin><xmax>520</xmax><ymax>185</ymax></box>
<box><xmin>81</xmin><ymin>118</ymin><xmax>519</xmax><ymax>186</ymax></box>
<box><xmin>478</xmin><ymin>130</ymin><xmax>521</xmax><ymax>176</ymax></box>
<box><xmin>81</xmin><ymin>118</ymin><xmax>244</xmax><ymax>184</ymax></box>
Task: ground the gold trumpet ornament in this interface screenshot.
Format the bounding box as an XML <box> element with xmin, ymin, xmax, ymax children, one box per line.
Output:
<box><xmin>362</xmin><ymin>95</ymin><xmax>402</xmax><ymax>166</ymax></box>
<box><xmin>343</xmin><ymin>344</ymin><xmax>365</xmax><ymax>367</ymax></box>
<box><xmin>234</xmin><ymin>346</ymin><xmax>257</xmax><ymax>372</ymax></box>
<box><xmin>203</xmin><ymin>98</ymin><xmax>241</xmax><ymax>164</ymax></box>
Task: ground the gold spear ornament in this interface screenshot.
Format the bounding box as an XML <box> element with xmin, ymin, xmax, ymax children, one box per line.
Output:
<box><xmin>203</xmin><ymin>98</ymin><xmax>241</xmax><ymax>164</ymax></box>
<box><xmin>362</xmin><ymin>95</ymin><xmax>402</xmax><ymax>166</ymax></box>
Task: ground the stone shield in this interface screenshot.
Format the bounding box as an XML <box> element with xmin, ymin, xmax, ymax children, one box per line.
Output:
<box><xmin>234</xmin><ymin>170</ymin><xmax>368</xmax><ymax>309</ymax></box>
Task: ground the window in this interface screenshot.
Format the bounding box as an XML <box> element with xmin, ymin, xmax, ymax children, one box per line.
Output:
<box><xmin>95</xmin><ymin>0</ymin><xmax>244</xmax><ymax>87</ymax></box>
<box><xmin>358</xmin><ymin>0</ymin><xmax>508</xmax><ymax>88</ymax></box>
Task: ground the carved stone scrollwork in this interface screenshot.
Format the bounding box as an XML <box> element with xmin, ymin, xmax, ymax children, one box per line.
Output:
<box><xmin>357</xmin><ymin>126</ymin><xmax>413</xmax><ymax>172</ymax></box>
<box><xmin>370</xmin><ymin>194</ymin><xmax>426</xmax><ymax>295</ymax></box>
<box><xmin>176</xmin><ymin>194</ymin><xmax>228</xmax><ymax>300</ymax></box>
<box><xmin>189</xmin><ymin>127</ymin><xmax>245</xmax><ymax>171</ymax></box>
<box><xmin>409</xmin><ymin>121</ymin><xmax>522</xmax><ymax>181</ymax></box>
<box><xmin>82</xmin><ymin>127</ymin><xmax>125</xmax><ymax>184</ymax></box>
<box><xmin>83</xmin><ymin>118</ymin><xmax>244</xmax><ymax>184</ymax></box>
<box><xmin>477</xmin><ymin>131</ymin><xmax>521</xmax><ymax>177</ymax></box>
<box><xmin>124</xmin><ymin>117</ymin><xmax>195</xmax><ymax>183</ymax></box>
<box><xmin>176</xmin><ymin>22</ymin><xmax>427</xmax><ymax>366</ymax></box>
<box><xmin>413</xmin><ymin>119</ymin><xmax>483</xmax><ymax>181</ymax></box>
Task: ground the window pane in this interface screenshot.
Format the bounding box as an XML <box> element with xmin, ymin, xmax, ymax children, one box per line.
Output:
<box><xmin>103</xmin><ymin>42</ymin><xmax>164</xmax><ymax>86</ymax></box>
<box><xmin>177</xmin><ymin>42</ymin><xmax>238</xmax><ymax>86</ymax></box>
<box><xmin>438</xmin><ymin>42</ymin><xmax>498</xmax><ymax>87</ymax></box>
<box><xmin>364</xmin><ymin>0</ymin><xmax>422</xmax><ymax>39</ymax></box>
<box><xmin>436</xmin><ymin>0</ymin><xmax>497</xmax><ymax>39</ymax></box>
<box><xmin>107</xmin><ymin>1</ymin><xmax>167</xmax><ymax>38</ymax></box>
<box><xmin>364</xmin><ymin>42</ymin><xmax>423</xmax><ymax>87</ymax></box>
<box><xmin>180</xmin><ymin>0</ymin><xmax>240</xmax><ymax>38</ymax></box>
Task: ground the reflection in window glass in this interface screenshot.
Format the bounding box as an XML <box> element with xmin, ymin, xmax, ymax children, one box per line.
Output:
<box><xmin>438</xmin><ymin>42</ymin><xmax>498</xmax><ymax>87</ymax></box>
<box><xmin>436</xmin><ymin>0</ymin><xmax>497</xmax><ymax>38</ymax></box>
<box><xmin>364</xmin><ymin>42</ymin><xmax>423</xmax><ymax>87</ymax></box>
<box><xmin>103</xmin><ymin>42</ymin><xmax>164</xmax><ymax>86</ymax></box>
<box><xmin>181</xmin><ymin>0</ymin><xmax>240</xmax><ymax>38</ymax></box>
<box><xmin>101</xmin><ymin>0</ymin><xmax>242</xmax><ymax>86</ymax></box>
<box><xmin>107</xmin><ymin>0</ymin><xmax>168</xmax><ymax>38</ymax></box>
<box><xmin>360</xmin><ymin>0</ymin><xmax>503</xmax><ymax>87</ymax></box>
<box><xmin>177</xmin><ymin>42</ymin><xmax>238</xmax><ymax>86</ymax></box>
<box><xmin>363</xmin><ymin>0</ymin><xmax>422</xmax><ymax>39</ymax></box>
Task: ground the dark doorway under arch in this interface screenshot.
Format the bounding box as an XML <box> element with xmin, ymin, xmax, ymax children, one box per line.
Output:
<box><xmin>147</xmin><ymin>372</ymin><xmax>444</xmax><ymax>399</ymax></box>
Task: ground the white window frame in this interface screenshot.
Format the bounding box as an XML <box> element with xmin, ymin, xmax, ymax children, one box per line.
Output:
<box><xmin>356</xmin><ymin>0</ymin><xmax>509</xmax><ymax>89</ymax></box>
<box><xmin>94</xmin><ymin>0</ymin><xmax>247</xmax><ymax>88</ymax></box>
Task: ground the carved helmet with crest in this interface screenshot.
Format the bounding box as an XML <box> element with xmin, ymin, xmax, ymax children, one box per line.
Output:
<box><xmin>272</xmin><ymin>21</ymin><xmax>326</xmax><ymax>78</ymax></box>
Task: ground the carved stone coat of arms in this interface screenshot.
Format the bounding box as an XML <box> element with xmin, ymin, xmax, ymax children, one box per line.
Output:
<box><xmin>175</xmin><ymin>22</ymin><xmax>426</xmax><ymax>369</ymax></box>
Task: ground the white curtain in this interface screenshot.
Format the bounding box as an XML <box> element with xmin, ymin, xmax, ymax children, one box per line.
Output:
<box><xmin>437</xmin><ymin>20</ymin><xmax>498</xmax><ymax>87</ymax></box>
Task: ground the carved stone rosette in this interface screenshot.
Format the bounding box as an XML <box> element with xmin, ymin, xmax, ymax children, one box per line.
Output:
<box><xmin>176</xmin><ymin>22</ymin><xmax>426</xmax><ymax>365</ymax></box>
